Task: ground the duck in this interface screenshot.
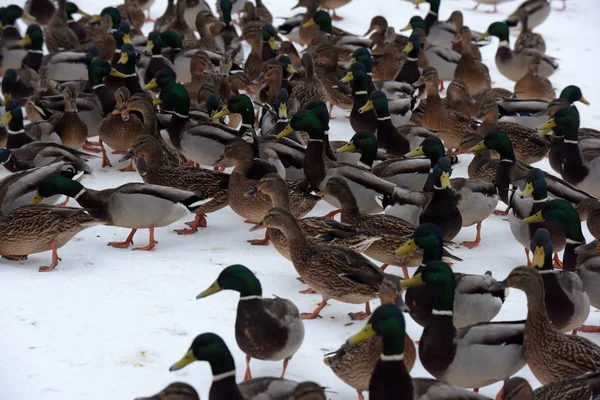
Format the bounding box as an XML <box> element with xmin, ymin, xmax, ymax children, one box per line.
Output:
<box><xmin>494</xmin><ymin>266</ymin><xmax>600</xmax><ymax>385</ymax></box>
<box><xmin>418</xmin><ymin>67</ymin><xmax>476</xmax><ymax>150</ymax></box>
<box><xmin>505</xmin><ymin>0</ymin><xmax>551</xmax><ymax>30</ymax></box>
<box><xmin>135</xmin><ymin>382</ymin><xmax>199</xmax><ymax>400</ymax></box>
<box><xmin>43</xmin><ymin>0</ymin><xmax>80</xmax><ymax>53</ymax></box>
<box><xmin>196</xmin><ymin>264</ymin><xmax>304</xmax><ymax>380</ymax></box>
<box><xmin>324</xmin><ymin>274</ymin><xmax>417</xmax><ymax>399</ymax></box>
<box><xmin>0</xmin><ymin>161</ymin><xmax>82</xmax><ymax>215</ymax></box>
<box><xmin>514</xmin><ymin>6</ymin><xmax>546</xmax><ymax>53</ymax></box>
<box><xmin>126</xmin><ymin>134</ymin><xmax>229</xmax><ymax>234</ymax></box>
<box><xmin>252</xmin><ymin>207</ymin><xmax>385</xmax><ymax>320</ymax></box>
<box><xmin>538</xmin><ymin>107</ymin><xmax>600</xmax><ymax>197</ymax></box>
<box><xmin>0</xmin><ymin>142</ymin><xmax>93</xmax><ymax>173</ymax></box>
<box><xmin>322</xmin><ymin>176</ymin><xmax>463</xmax><ymax>278</ymax></box>
<box><xmin>397</xmin><ymin>223</ymin><xmax>505</xmax><ymax>328</ymax></box>
<box><xmin>453</xmin><ymin>26</ymin><xmax>491</xmax><ymax>95</ymax></box>
<box><xmin>277</xmin><ymin>109</ymin><xmax>398</xmax><ymax>215</ymax></box>
<box><xmin>527</xmin><ymin>228</ymin><xmax>590</xmax><ymax>334</ymax></box>
<box><xmin>169</xmin><ymin>333</ymin><xmax>300</xmax><ymax>400</ymax></box>
<box><xmin>478</xmin><ymin>21</ymin><xmax>557</xmax><ymax>82</ymax></box>
<box><xmin>31</xmin><ymin>175</ymin><xmax>211</xmax><ymax>251</ymax></box>
<box><xmin>498</xmin><ymin>374</ymin><xmax>600</xmax><ymax>400</ymax></box>
<box><xmin>476</xmin><ymin>98</ymin><xmax>550</xmax><ymax>164</ymax></box>
<box><xmin>342</xmin><ymin>62</ymin><xmax>377</xmax><ymax>134</ymax></box>
<box><xmin>347</xmin><ymin>303</ymin><xmax>497</xmax><ymax>400</ymax></box>
<box><xmin>514</xmin><ymin>54</ymin><xmax>555</xmax><ymax>101</ymax></box>
<box><xmin>0</xmin><ymin>204</ymin><xmax>105</xmax><ymax>272</ymax></box>
<box><xmin>401</xmin><ymin>260</ymin><xmax>526</xmax><ymax>390</ymax></box>
<box><xmin>247</xmin><ymin>173</ymin><xmax>377</xmax><ymax>260</ymax></box>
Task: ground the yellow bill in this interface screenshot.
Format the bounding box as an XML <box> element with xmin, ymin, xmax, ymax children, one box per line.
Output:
<box><xmin>169</xmin><ymin>349</ymin><xmax>196</xmax><ymax>371</ymax></box>
<box><xmin>276</xmin><ymin>124</ymin><xmax>294</xmax><ymax>139</ymax></box>
<box><xmin>395</xmin><ymin>239</ymin><xmax>417</xmax><ymax>256</ymax></box>
<box><xmin>196</xmin><ymin>281</ymin><xmax>222</xmax><ymax>299</ymax></box>
<box><xmin>522</xmin><ymin>211</ymin><xmax>545</xmax><ymax>224</ymax></box>
<box><xmin>347</xmin><ymin>323</ymin><xmax>375</xmax><ymax>345</ymax></box>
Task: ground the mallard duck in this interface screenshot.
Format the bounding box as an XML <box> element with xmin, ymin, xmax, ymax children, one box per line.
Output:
<box><xmin>538</xmin><ymin>107</ymin><xmax>600</xmax><ymax>197</ymax></box>
<box><xmin>478</xmin><ymin>21</ymin><xmax>557</xmax><ymax>82</ymax></box>
<box><xmin>252</xmin><ymin>207</ymin><xmax>385</xmax><ymax>319</ymax></box>
<box><xmin>43</xmin><ymin>0</ymin><xmax>79</xmax><ymax>53</ymax></box>
<box><xmin>524</xmin><ymin>200</ymin><xmax>600</xmax><ymax>334</ymax></box>
<box><xmin>0</xmin><ymin>204</ymin><xmax>105</xmax><ymax>271</ymax></box>
<box><xmin>1</xmin><ymin>99</ymin><xmax>60</xmax><ymax>145</ymax></box>
<box><xmin>477</xmin><ymin>99</ymin><xmax>550</xmax><ymax>164</ymax></box>
<box><xmin>323</xmin><ymin>177</ymin><xmax>462</xmax><ymax>275</ymax></box>
<box><xmin>0</xmin><ymin>161</ymin><xmax>82</xmax><ymax>215</ymax></box>
<box><xmin>400</xmin><ymin>17</ymin><xmax>461</xmax><ymax>87</ymax></box>
<box><xmin>514</xmin><ymin>54</ymin><xmax>555</xmax><ymax>102</ymax></box>
<box><xmin>144</xmin><ymin>31</ymin><xmax>176</xmax><ymax>88</ymax></box>
<box><xmin>324</xmin><ymin>275</ymin><xmax>417</xmax><ymax>399</ymax></box>
<box><xmin>505</xmin><ymin>0</ymin><xmax>550</xmax><ymax>30</ymax></box>
<box><xmin>514</xmin><ymin>6</ymin><xmax>546</xmax><ymax>53</ymax></box>
<box><xmin>446</xmin><ymin>79</ymin><xmax>476</xmax><ymax>117</ymax></box>
<box><xmin>0</xmin><ymin>142</ymin><xmax>93</xmax><ymax>173</ymax></box>
<box><xmin>356</xmin><ymin>91</ymin><xmax>413</xmax><ymax>156</ymax></box>
<box><xmin>135</xmin><ymin>382</ymin><xmax>199</xmax><ymax>400</ymax></box>
<box><xmin>97</xmin><ymin>87</ymin><xmax>142</xmax><ymax>169</ymax></box>
<box><xmin>494</xmin><ymin>266</ymin><xmax>600</xmax><ymax>385</ymax></box>
<box><xmin>418</xmin><ymin>67</ymin><xmax>476</xmax><ymax>150</ymax></box>
<box><xmin>277</xmin><ymin>109</ymin><xmax>398</xmax><ymax>214</ymax></box>
<box><xmin>18</xmin><ymin>24</ymin><xmax>44</xmax><ymax>73</ymax></box>
<box><xmin>402</xmin><ymin>261</ymin><xmax>526</xmax><ymax>389</ymax></box>
<box><xmin>169</xmin><ymin>333</ymin><xmax>300</xmax><ymax>400</ymax></box>
<box><xmin>341</xmin><ymin>62</ymin><xmax>377</xmax><ymax>134</ymax></box>
<box><xmin>32</xmin><ymin>175</ymin><xmax>211</xmax><ymax>250</ymax></box>
<box><xmin>1</xmin><ymin>68</ymin><xmax>39</xmax><ymax>103</ymax></box>
<box><xmin>248</xmin><ymin>173</ymin><xmax>380</xmax><ymax>260</ymax></box>
<box><xmin>498</xmin><ymin>374</ymin><xmax>600</xmax><ymax>400</ymax></box>
<box><xmin>23</xmin><ymin>0</ymin><xmax>55</xmax><ymax>26</ymax></box>
<box><xmin>398</xmin><ymin>223</ymin><xmax>505</xmax><ymax>330</ymax></box>
<box><xmin>454</xmin><ymin>26</ymin><xmax>491</xmax><ymax>95</ymax></box>
<box><xmin>196</xmin><ymin>264</ymin><xmax>304</xmax><ymax>380</ymax></box>
<box><xmin>347</xmin><ymin>303</ymin><xmax>498</xmax><ymax>400</ymax></box>
<box><xmin>126</xmin><ymin>134</ymin><xmax>229</xmax><ymax>234</ymax></box>
<box><xmin>527</xmin><ymin>228</ymin><xmax>590</xmax><ymax>333</ymax></box>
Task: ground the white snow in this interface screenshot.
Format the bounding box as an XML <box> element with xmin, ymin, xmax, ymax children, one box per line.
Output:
<box><xmin>1</xmin><ymin>0</ymin><xmax>600</xmax><ymax>399</ymax></box>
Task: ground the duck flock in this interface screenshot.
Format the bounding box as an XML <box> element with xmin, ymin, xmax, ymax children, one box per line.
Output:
<box><xmin>2</xmin><ymin>0</ymin><xmax>600</xmax><ymax>399</ymax></box>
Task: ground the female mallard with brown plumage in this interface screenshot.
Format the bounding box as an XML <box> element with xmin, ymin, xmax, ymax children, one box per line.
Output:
<box><xmin>0</xmin><ymin>204</ymin><xmax>105</xmax><ymax>272</ymax></box>
<box><xmin>251</xmin><ymin>207</ymin><xmax>384</xmax><ymax>320</ymax></box>
<box><xmin>196</xmin><ymin>264</ymin><xmax>304</xmax><ymax>380</ymax></box>
<box><xmin>324</xmin><ymin>274</ymin><xmax>416</xmax><ymax>400</ymax></box>
<box><xmin>496</xmin><ymin>266</ymin><xmax>600</xmax><ymax>385</ymax></box>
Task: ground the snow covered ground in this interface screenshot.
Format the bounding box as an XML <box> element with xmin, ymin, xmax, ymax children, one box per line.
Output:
<box><xmin>1</xmin><ymin>0</ymin><xmax>600</xmax><ymax>399</ymax></box>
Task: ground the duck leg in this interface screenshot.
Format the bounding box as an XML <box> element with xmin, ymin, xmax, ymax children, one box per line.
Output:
<box><xmin>39</xmin><ymin>242</ymin><xmax>61</xmax><ymax>272</ymax></box>
<box><xmin>348</xmin><ymin>302</ymin><xmax>372</xmax><ymax>320</ymax></box>
<box><xmin>83</xmin><ymin>140</ymin><xmax>102</xmax><ymax>153</ymax></box>
<box><xmin>580</xmin><ymin>325</ymin><xmax>600</xmax><ymax>333</ymax></box>
<box><xmin>493</xmin><ymin>206</ymin><xmax>510</xmax><ymax>216</ymax></box>
<box><xmin>132</xmin><ymin>227</ymin><xmax>157</xmax><ymax>251</ymax></box>
<box><xmin>280</xmin><ymin>358</ymin><xmax>290</xmax><ymax>378</ymax></box>
<box><xmin>525</xmin><ymin>248</ymin><xmax>531</xmax><ymax>266</ymax></box>
<box><xmin>108</xmin><ymin>229</ymin><xmax>137</xmax><ymax>248</ymax></box>
<box><xmin>301</xmin><ymin>299</ymin><xmax>328</xmax><ymax>319</ymax></box>
<box><xmin>553</xmin><ymin>253</ymin><xmax>563</xmax><ymax>269</ymax></box>
<box><xmin>175</xmin><ymin>214</ymin><xmax>207</xmax><ymax>235</ymax></box>
<box><xmin>248</xmin><ymin>231</ymin><xmax>270</xmax><ymax>245</ymax></box>
<box><xmin>99</xmin><ymin>140</ymin><xmax>112</xmax><ymax>168</ymax></box>
<box><xmin>461</xmin><ymin>222</ymin><xmax>482</xmax><ymax>249</ymax></box>
<box><xmin>119</xmin><ymin>159</ymin><xmax>137</xmax><ymax>172</ymax></box>
<box><xmin>322</xmin><ymin>209</ymin><xmax>341</xmax><ymax>219</ymax></box>
<box><xmin>243</xmin><ymin>355</ymin><xmax>252</xmax><ymax>381</ymax></box>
